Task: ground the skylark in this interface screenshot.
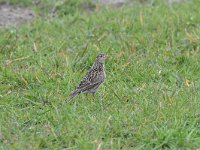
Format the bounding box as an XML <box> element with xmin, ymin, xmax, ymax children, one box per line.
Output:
<box><xmin>69</xmin><ymin>53</ymin><xmax>107</xmax><ymax>101</ymax></box>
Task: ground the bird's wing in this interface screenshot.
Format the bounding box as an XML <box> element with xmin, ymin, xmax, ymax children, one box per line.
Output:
<box><xmin>69</xmin><ymin>81</ymin><xmax>101</xmax><ymax>102</ymax></box>
<box><xmin>77</xmin><ymin>77</ymin><xmax>91</xmax><ymax>89</ymax></box>
<box><xmin>90</xmin><ymin>71</ymin><xmax>104</xmax><ymax>84</ymax></box>
<box><xmin>69</xmin><ymin>77</ymin><xmax>90</xmax><ymax>100</ymax></box>
<box><xmin>76</xmin><ymin>68</ymin><xmax>103</xmax><ymax>90</ymax></box>
<box><xmin>74</xmin><ymin>69</ymin><xmax>93</xmax><ymax>91</ymax></box>
<box><xmin>79</xmin><ymin>82</ymin><xmax>101</xmax><ymax>93</ymax></box>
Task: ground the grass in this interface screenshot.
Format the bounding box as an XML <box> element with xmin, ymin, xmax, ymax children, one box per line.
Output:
<box><xmin>0</xmin><ymin>0</ymin><xmax>200</xmax><ymax>149</ymax></box>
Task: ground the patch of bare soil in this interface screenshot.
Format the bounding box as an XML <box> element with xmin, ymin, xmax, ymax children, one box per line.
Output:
<box><xmin>95</xmin><ymin>0</ymin><xmax>130</xmax><ymax>7</ymax></box>
<box><xmin>0</xmin><ymin>4</ymin><xmax>34</xmax><ymax>28</ymax></box>
<box><xmin>98</xmin><ymin>0</ymin><xmax>129</xmax><ymax>5</ymax></box>
<box><xmin>96</xmin><ymin>0</ymin><xmax>186</xmax><ymax>6</ymax></box>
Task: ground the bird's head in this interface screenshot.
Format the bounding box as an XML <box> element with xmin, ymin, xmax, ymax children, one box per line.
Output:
<box><xmin>96</xmin><ymin>53</ymin><xmax>107</xmax><ymax>63</ymax></box>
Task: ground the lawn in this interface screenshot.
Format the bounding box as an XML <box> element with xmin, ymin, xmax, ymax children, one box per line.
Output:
<box><xmin>0</xmin><ymin>0</ymin><xmax>200</xmax><ymax>149</ymax></box>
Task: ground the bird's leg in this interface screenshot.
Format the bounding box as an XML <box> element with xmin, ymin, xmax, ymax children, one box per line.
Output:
<box><xmin>95</xmin><ymin>91</ymin><xmax>104</xmax><ymax>111</ymax></box>
<box><xmin>91</xmin><ymin>93</ymin><xmax>95</xmax><ymax>101</ymax></box>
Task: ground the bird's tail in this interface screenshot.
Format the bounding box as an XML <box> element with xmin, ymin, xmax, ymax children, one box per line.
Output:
<box><xmin>67</xmin><ymin>90</ymin><xmax>80</xmax><ymax>103</ymax></box>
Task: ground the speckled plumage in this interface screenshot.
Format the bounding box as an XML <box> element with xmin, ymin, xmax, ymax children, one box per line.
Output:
<box><xmin>69</xmin><ymin>54</ymin><xmax>107</xmax><ymax>101</ymax></box>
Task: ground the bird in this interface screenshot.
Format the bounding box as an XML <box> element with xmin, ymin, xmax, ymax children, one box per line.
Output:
<box><xmin>68</xmin><ymin>53</ymin><xmax>107</xmax><ymax>102</ymax></box>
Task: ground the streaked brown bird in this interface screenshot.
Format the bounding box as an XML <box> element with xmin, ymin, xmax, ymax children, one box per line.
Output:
<box><xmin>69</xmin><ymin>53</ymin><xmax>107</xmax><ymax>102</ymax></box>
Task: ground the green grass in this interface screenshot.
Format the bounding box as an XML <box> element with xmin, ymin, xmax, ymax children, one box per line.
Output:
<box><xmin>0</xmin><ymin>0</ymin><xmax>200</xmax><ymax>149</ymax></box>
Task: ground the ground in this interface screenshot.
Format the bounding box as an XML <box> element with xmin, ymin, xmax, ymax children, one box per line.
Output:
<box><xmin>0</xmin><ymin>4</ymin><xmax>34</xmax><ymax>28</ymax></box>
<box><xmin>0</xmin><ymin>0</ymin><xmax>200</xmax><ymax>149</ymax></box>
<box><xmin>0</xmin><ymin>0</ymin><xmax>185</xmax><ymax>28</ymax></box>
